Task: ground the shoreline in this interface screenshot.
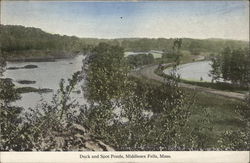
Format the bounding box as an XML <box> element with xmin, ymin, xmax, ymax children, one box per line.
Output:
<box><xmin>4</xmin><ymin>50</ymin><xmax>82</xmax><ymax>62</ymax></box>
<box><xmin>6</xmin><ymin>55</ymin><xmax>74</xmax><ymax>62</ymax></box>
<box><xmin>132</xmin><ymin>63</ymin><xmax>246</xmax><ymax>100</ymax></box>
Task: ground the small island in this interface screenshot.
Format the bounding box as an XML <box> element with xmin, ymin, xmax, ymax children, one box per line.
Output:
<box><xmin>7</xmin><ymin>64</ymin><xmax>38</xmax><ymax>70</ymax></box>
<box><xmin>16</xmin><ymin>80</ymin><xmax>36</xmax><ymax>84</ymax></box>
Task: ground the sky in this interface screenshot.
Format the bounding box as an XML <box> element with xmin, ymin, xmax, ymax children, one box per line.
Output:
<box><xmin>1</xmin><ymin>1</ymin><xmax>249</xmax><ymax>41</ymax></box>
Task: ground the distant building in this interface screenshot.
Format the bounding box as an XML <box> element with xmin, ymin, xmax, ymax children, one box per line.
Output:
<box><xmin>149</xmin><ymin>50</ymin><xmax>164</xmax><ymax>54</ymax></box>
<box><xmin>124</xmin><ymin>50</ymin><xmax>164</xmax><ymax>59</ymax></box>
<box><xmin>194</xmin><ymin>55</ymin><xmax>205</xmax><ymax>61</ymax></box>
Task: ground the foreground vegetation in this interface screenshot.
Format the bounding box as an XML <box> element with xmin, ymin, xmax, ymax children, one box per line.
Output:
<box><xmin>1</xmin><ymin>41</ymin><xmax>249</xmax><ymax>151</ymax></box>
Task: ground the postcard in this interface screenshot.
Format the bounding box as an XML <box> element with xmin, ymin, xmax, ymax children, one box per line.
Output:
<box><xmin>0</xmin><ymin>0</ymin><xmax>249</xmax><ymax>162</ymax></box>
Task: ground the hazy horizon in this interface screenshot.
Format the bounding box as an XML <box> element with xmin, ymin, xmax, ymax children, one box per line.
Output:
<box><xmin>2</xmin><ymin>23</ymin><xmax>250</xmax><ymax>42</ymax></box>
<box><xmin>1</xmin><ymin>1</ymin><xmax>249</xmax><ymax>41</ymax></box>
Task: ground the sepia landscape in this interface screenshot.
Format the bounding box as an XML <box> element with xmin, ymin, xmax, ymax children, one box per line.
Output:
<box><xmin>0</xmin><ymin>1</ymin><xmax>249</xmax><ymax>151</ymax></box>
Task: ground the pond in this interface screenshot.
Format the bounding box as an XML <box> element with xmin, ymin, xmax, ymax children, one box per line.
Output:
<box><xmin>163</xmin><ymin>61</ymin><xmax>216</xmax><ymax>82</ymax></box>
<box><xmin>2</xmin><ymin>55</ymin><xmax>86</xmax><ymax>109</ymax></box>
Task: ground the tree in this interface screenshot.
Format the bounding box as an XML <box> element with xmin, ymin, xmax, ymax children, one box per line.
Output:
<box><xmin>21</xmin><ymin>72</ymin><xmax>83</xmax><ymax>151</ymax></box>
<box><xmin>172</xmin><ymin>38</ymin><xmax>183</xmax><ymax>66</ymax></box>
<box><xmin>79</xmin><ymin>42</ymin><xmax>201</xmax><ymax>150</ymax></box>
<box><xmin>210</xmin><ymin>47</ymin><xmax>250</xmax><ymax>87</ymax></box>
<box><xmin>173</xmin><ymin>38</ymin><xmax>182</xmax><ymax>51</ymax></box>
<box><xmin>126</xmin><ymin>53</ymin><xmax>154</xmax><ymax>68</ymax></box>
<box><xmin>0</xmin><ymin>52</ymin><xmax>6</xmax><ymax>76</ymax></box>
<box><xmin>189</xmin><ymin>40</ymin><xmax>201</xmax><ymax>55</ymax></box>
<box><xmin>83</xmin><ymin>43</ymin><xmax>130</xmax><ymax>103</ymax></box>
<box><xmin>0</xmin><ymin>54</ymin><xmax>23</xmax><ymax>150</ymax></box>
<box><xmin>209</xmin><ymin>56</ymin><xmax>221</xmax><ymax>82</ymax></box>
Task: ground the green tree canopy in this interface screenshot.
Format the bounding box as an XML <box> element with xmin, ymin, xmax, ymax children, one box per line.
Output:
<box><xmin>83</xmin><ymin>43</ymin><xmax>130</xmax><ymax>103</ymax></box>
<box><xmin>210</xmin><ymin>47</ymin><xmax>250</xmax><ymax>86</ymax></box>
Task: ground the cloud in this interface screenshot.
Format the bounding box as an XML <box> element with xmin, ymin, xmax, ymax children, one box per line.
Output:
<box><xmin>1</xmin><ymin>1</ymin><xmax>249</xmax><ymax>41</ymax></box>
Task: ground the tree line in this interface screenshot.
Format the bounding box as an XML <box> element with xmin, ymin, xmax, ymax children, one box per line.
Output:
<box><xmin>126</xmin><ymin>53</ymin><xmax>155</xmax><ymax>68</ymax></box>
<box><xmin>209</xmin><ymin>47</ymin><xmax>250</xmax><ymax>87</ymax></box>
<box><xmin>0</xmin><ymin>25</ymin><xmax>82</xmax><ymax>52</ymax></box>
<box><xmin>1</xmin><ymin>25</ymin><xmax>249</xmax><ymax>58</ymax></box>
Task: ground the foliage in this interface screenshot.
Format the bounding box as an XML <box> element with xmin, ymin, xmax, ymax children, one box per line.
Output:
<box><xmin>0</xmin><ymin>69</ymin><xmax>83</xmax><ymax>151</ymax></box>
<box><xmin>0</xmin><ymin>57</ymin><xmax>24</xmax><ymax>150</ymax></box>
<box><xmin>0</xmin><ymin>79</ymin><xmax>21</xmax><ymax>105</ymax></box>
<box><xmin>79</xmin><ymin>75</ymin><xmax>195</xmax><ymax>150</ymax></box>
<box><xmin>126</xmin><ymin>53</ymin><xmax>154</xmax><ymax>68</ymax></box>
<box><xmin>1</xmin><ymin>25</ymin><xmax>249</xmax><ymax>60</ymax></box>
<box><xmin>83</xmin><ymin>43</ymin><xmax>130</xmax><ymax>103</ymax></box>
<box><xmin>0</xmin><ymin>25</ymin><xmax>92</xmax><ymax>60</ymax></box>
<box><xmin>0</xmin><ymin>53</ymin><xmax>6</xmax><ymax>76</ymax></box>
<box><xmin>20</xmin><ymin>73</ymin><xmax>81</xmax><ymax>150</ymax></box>
<box><xmin>210</xmin><ymin>47</ymin><xmax>250</xmax><ymax>86</ymax></box>
<box><xmin>79</xmin><ymin>41</ymin><xmax>250</xmax><ymax>151</ymax></box>
<box><xmin>79</xmin><ymin>42</ymin><xmax>203</xmax><ymax>150</ymax></box>
<box><xmin>188</xmin><ymin>40</ymin><xmax>202</xmax><ymax>55</ymax></box>
<box><xmin>0</xmin><ymin>25</ymin><xmax>77</xmax><ymax>52</ymax></box>
<box><xmin>156</xmin><ymin>64</ymin><xmax>248</xmax><ymax>92</ymax></box>
<box><xmin>0</xmin><ymin>105</ymin><xmax>24</xmax><ymax>151</ymax></box>
<box><xmin>1</xmin><ymin>39</ymin><xmax>249</xmax><ymax>151</ymax></box>
<box><xmin>209</xmin><ymin>56</ymin><xmax>221</xmax><ymax>82</ymax></box>
<box><xmin>218</xmin><ymin>92</ymin><xmax>250</xmax><ymax>150</ymax></box>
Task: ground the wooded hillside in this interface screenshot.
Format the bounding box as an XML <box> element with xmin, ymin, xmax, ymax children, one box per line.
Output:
<box><xmin>1</xmin><ymin>25</ymin><xmax>249</xmax><ymax>60</ymax></box>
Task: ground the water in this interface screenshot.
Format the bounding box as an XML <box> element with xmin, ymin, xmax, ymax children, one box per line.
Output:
<box><xmin>163</xmin><ymin>61</ymin><xmax>215</xmax><ymax>82</ymax></box>
<box><xmin>2</xmin><ymin>55</ymin><xmax>86</xmax><ymax>109</ymax></box>
<box><xmin>2</xmin><ymin>54</ymin><xmax>153</xmax><ymax>120</ymax></box>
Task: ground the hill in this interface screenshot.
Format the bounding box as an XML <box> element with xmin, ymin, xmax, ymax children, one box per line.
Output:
<box><xmin>0</xmin><ymin>25</ymin><xmax>249</xmax><ymax>61</ymax></box>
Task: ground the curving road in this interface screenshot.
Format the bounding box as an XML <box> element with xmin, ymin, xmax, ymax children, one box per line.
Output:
<box><xmin>130</xmin><ymin>64</ymin><xmax>246</xmax><ymax>100</ymax></box>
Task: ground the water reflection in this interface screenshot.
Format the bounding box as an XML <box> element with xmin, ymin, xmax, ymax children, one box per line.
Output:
<box><xmin>164</xmin><ymin>61</ymin><xmax>215</xmax><ymax>82</ymax></box>
<box><xmin>3</xmin><ymin>55</ymin><xmax>86</xmax><ymax>109</ymax></box>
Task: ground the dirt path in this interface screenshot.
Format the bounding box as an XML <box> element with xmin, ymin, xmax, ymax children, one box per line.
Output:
<box><xmin>130</xmin><ymin>64</ymin><xmax>246</xmax><ymax>100</ymax></box>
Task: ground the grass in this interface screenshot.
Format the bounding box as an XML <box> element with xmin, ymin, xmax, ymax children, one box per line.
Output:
<box><xmin>137</xmin><ymin>55</ymin><xmax>247</xmax><ymax>136</ymax></box>
<box><xmin>186</xmin><ymin>89</ymin><xmax>247</xmax><ymax>148</ymax></box>
<box><xmin>134</xmin><ymin>60</ymin><xmax>248</xmax><ymax>133</ymax></box>
<box><xmin>187</xmin><ymin>89</ymin><xmax>244</xmax><ymax>129</ymax></box>
<box><xmin>130</xmin><ymin>73</ymin><xmax>248</xmax><ymax>149</ymax></box>
<box><xmin>152</xmin><ymin>58</ymin><xmax>248</xmax><ymax>146</ymax></box>
<box><xmin>135</xmin><ymin>76</ymin><xmax>246</xmax><ymax>131</ymax></box>
<box><xmin>182</xmin><ymin>79</ymin><xmax>249</xmax><ymax>93</ymax></box>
